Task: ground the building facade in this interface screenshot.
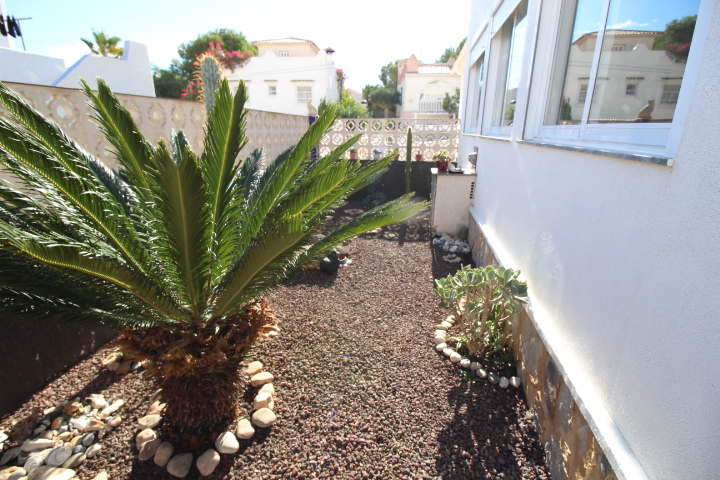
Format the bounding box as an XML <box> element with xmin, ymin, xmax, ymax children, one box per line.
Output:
<box><xmin>397</xmin><ymin>50</ymin><xmax>465</xmax><ymax>119</ymax></box>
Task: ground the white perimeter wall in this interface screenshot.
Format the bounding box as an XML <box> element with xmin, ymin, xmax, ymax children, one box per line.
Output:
<box><xmin>461</xmin><ymin>0</ymin><xmax>720</xmax><ymax>479</ymax></box>
<box><xmin>225</xmin><ymin>51</ymin><xmax>338</xmax><ymax>116</ymax></box>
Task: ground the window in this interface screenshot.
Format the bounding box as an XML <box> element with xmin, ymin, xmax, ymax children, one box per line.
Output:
<box><xmin>279</xmin><ymin>52</ymin><xmax>290</xmax><ymax>58</ymax></box>
<box><xmin>490</xmin><ymin>0</ymin><xmax>528</xmax><ymax>130</ymax></box>
<box><xmin>268</xmin><ymin>85</ymin><xmax>277</xmax><ymax>96</ymax></box>
<box><xmin>420</xmin><ymin>81</ymin><xmax>452</xmax><ymax>112</ymax></box>
<box><xmin>466</xmin><ymin>52</ymin><xmax>486</xmax><ymax>132</ymax></box>
<box><xmin>297</xmin><ymin>86</ymin><xmax>312</xmax><ymax>103</ymax></box>
<box><xmin>660</xmin><ymin>84</ymin><xmax>681</xmax><ymax>105</ymax></box>
<box><xmin>539</xmin><ymin>0</ymin><xmax>701</xmax><ymax>149</ymax></box>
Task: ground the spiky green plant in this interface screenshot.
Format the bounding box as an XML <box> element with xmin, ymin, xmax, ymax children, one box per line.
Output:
<box><xmin>0</xmin><ymin>78</ymin><xmax>427</xmax><ymax>444</ymax></box>
<box><xmin>201</xmin><ymin>55</ymin><xmax>222</xmax><ymax>113</ymax></box>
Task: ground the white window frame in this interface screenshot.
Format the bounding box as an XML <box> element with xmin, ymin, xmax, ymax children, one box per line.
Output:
<box><xmin>279</xmin><ymin>51</ymin><xmax>290</xmax><ymax>58</ymax></box>
<box><xmin>524</xmin><ymin>0</ymin><xmax>713</xmax><ymax>159</ymax></box>
<box><xmin>268</xmin><ymin>85</ymin><xmax>277</xmax><ymax>96</ymax></box>
<box><xmin>296</xmin><ymin>86</ymin><xmax>312</xmax><ymax>104</ymax></box>
<box><xmin>625</xmin><ymin>84</ymin><xmax>637</xmax><ymax>96</ymax></box>
<box><xmin>463</xmin><ymin>27</ymin><xmax>490</xmax><ymax>134</ymax></box>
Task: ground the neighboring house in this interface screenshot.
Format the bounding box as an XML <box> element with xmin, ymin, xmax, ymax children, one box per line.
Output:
<box><xmin>455</xmin><ymin>0</ymin><xmax>719</xmax><ymax>479</ymax></box>
<box><xmin>223</xmin><ymin>37</ymin><xmax>339</xmax><ymax>116</ymax></box>
<box><xmin>347</xmin><ymin>88</ymin><xmax>364</xmax><ymax>104</ymax></box>
<box><xmin>0</xmin><ymin>41</ymin><xmax>155</xmax><ymax>97</ymax></box>
<box><xmin>396</xmin><ymin>47</ymin><xmax>465</xmax><ymax>119</ymax></box>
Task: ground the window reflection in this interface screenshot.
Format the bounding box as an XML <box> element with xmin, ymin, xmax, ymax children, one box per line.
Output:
<box><xmin>492</xmin><ymin>0</ymin><xmax>528</xmax><ymax>128</ymax></box>
<box><xmin>546</xmin><ymin>0</ymin><xmax>700</xmax><ymax>126</ymax></box>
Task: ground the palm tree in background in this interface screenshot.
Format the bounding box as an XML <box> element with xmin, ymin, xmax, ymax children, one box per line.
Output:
<box><xmin>0</xmin><ymin>78</ymin><xmax>426</xmax><ymax>445</ymax></box>
<box><xmin>81</xmin><ymin>30</ymin><xmax>124</xmax><ymax>58</ymax></box>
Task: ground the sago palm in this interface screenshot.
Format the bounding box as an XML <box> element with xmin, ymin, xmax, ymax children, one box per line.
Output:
<box><xmin>80</xmin><ymin>30</ymin><xmax>124</xmax><ymax>58</ymax></box>
<box><xmin>0</xmin><ymin>78</ymin><xmax>426</xmax><ymax>444</ymax></box>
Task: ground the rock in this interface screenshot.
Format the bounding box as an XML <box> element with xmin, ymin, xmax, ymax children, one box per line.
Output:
<box><xmin>510</xmin><ymin>376</ymin><xmax>522</xmax><ymax>388</ymax></box>
<box><xmin>135</xmin><ymin>429</ymin><xmax>156</xmax><ymax>450</ymax></box>
<box><xmin>33</xmin><ymin>426</ymin><xmax>46</xmax><ymax>435</ymax></box>
<box><xmin>56</xmin><ymin>433</ymin><xmax>72</xmax><ymax>443</ymax></box>
<box><xmin>214</xmin><ymin>432</ymin><xmax>239</xmax><ymax>454</ymax></box>
<box><xmin>89</xmin><ymin>395</ymin><xmax>106</xmax><ymax>410</ymax></box>
<box><xmin>50</xmin><ymin>418</ymin><xmax>63</xmax><ymax>431</ymax></box>
<box><xmin>166</xmin><ymin>453</ymin><xmax>193</xmax><ymax>478</ymax></box>
<box><xmin>440</xmin><ymin>321</ymin><xmax>452</xmax><ymax>329</ymax></box>
<box><xmin>91</xmin><ymin>472</ymin><xmax>108</xmax><ymax>480</ymax></box>
<box><xmin>45</xmin><ymin>448</ymin><xmax>72</xmax><ymax>467</ymax></box>
<box><xmin>434</xmin><ymin>336</ymin><xmax>446</xmax><ymax>344</ymax></box>
<box><xmin>84</xmin><ymin>420</ymin><xmax>104</xmax><ymax>432</ymax></box>
<box><xmin>21</xmin><ymin>439</ymin><xmax>55</xmax><ymax>453</ymax></box>
<box><xmin>235</xmin><ymin>419</ymin><xmax>255</xmax><ymax>440</ymax></box>
<box><xmin>115</xmin><ymin>360</ymin><xmax>133</xmax><ymax>375</ymax></box>
<box><xmin>106</xmin><ymin>361</ymin><xmax>119</xmax><ymax>372</ymax></box>
<box><xmin>435</xmin><ymin>343</ymin><xmax>447</xmax><ymax>351</ymax></box>
<box><xmin>106</xmin><ymin>416</ymin><xmax>122</xmax><ymax>428</ymax></box>
<box><xmin>149</xmin><ymin>389</ymin><xmax>163</xmax><ymax>404</ymax></box>
<box><xmin>100</xmin><ymin>400</ymin><xmax>124</xmax><ymax>418</ymax></box>
<box><xmin>253</xmin><ymin>392</ymin><xmax>272</xmax><ymax>410</ymax></box>
<box><xmin>146</xmin><ymin>401</ymin><xmax>165</xmax><ymax>416</ymax></box>
<box><xmin>0</xmin><ymin>467</ymin><xmax>26</xmax><ymax>480</ymax></box>
<box><xmin>1</xmin><ymin>446</ymin><xmax>22</xmax><ymax>465</ymax></box>
<box><xmin>435</xmin><ymin>324</ymin><xmax>448</xmax><ymax>331</ymax></box>
<box><xmin>250</xmin><ymin>372</ymin><xmax>274</xmax><ymax>387</ymax></box>
<box><xmin>138</xmin><ymin>438</ymin><xmax>161</xmax><ymax>461</ymax></box>
<box><xmin>488</xmin><ymin>373</ymin><xmax>499</xmax><ymax>385</ymax></box>
<box><xmin>460</xmin><ymin>359</ymin><xmax>471</xmax><ymax>368</ymax></box>
<box><xmin>442</xmin><ymin>348</ymin><xmax>454</xmax><ymax>357</ymax></box>
<box><xmin>23</xmin><ymin>449</ymin><xmax>51</xmax><ymax>474</ymax></box>
<box><xmin>61</xmin><ymin>452</ymin><xmax>85</xmax><ymax>469</ymax></box>
<box><xmin>470</xmin><ymin>362</ymin><xmax>480</xmax><ymax>371</ymax></box>
<box><xmin>153</xmin><ymin>442</ymin><xmax>174</xmax><ymax>467</ymax></box>
<box><xmin>477</xmin><ymin>368</ymin><xmax>488</xmax><ymax>379</ymax></box>
<box><xmin>67</xmin><ymin>418</ymin><xmax>85</xmax><ymax>433</ymax></box>
<box><xmin>26</xmin><ymin>466</ymin><xmax>76</xmax><ymax>480</ymax></box>
<box><xmin>251</xmin><ymin>408</ymin><xmax>277</xmax><ymax>428</ymax></box>
<box><xmin>101</xmin><ymin>352</ymin><xmax>122</xmax><ymax>366</ymax></box>
<box><xmin>71</xmin><ymin>445</ymin><xmax>85</xmax><ymax>455</ymax></box>
<box><xmin>68</xmin><ymin>437</ymin><xmax>83</xmax><ymax>448</ymax></box>
<box><xmin>61</xmin><ymin>403</ymin><xmax>82</xmax><ymax>417</ymax></box>
<box><xmin>258</xmin><ymin>383</ymin><xmax>275</xmax><ymax>395</ymax></box>
<box><xmin>449</xmin><ymin>352</ymin><xmax>462</xmax><ymax>363</ymax></box>
<box><xmin>137</xmin><ymin>415</ymin><xmax>162</xmax><ymax>429</ymax></box>
<box><xmin>499</xmin><ymin>377</ymin><xmax>510</xmax><ymax>388</ymax></box>
<box><xmin>85</xmin><ymin>444</ymin><xmax>102</xmax><ymax>458</ymax></box>
<box><xmin>196</xmin><ymin>449</ymin><xmax>220</xmax><ymax>476</ymax></box>
<box><xmin>10</xmin><ymin>412</ymin><xmax>41</xmax><ymax>442</ymax></box>
<box><xmin>80</xmin><ymin>434</ymin><xmax>94</xmax><ymax>447</ymax></box>
<box><xmin>267</xmin><ymin>330</ymin><xmax>279</xmax><ymax>338</ymax></box>
<box><xmin>445</xmin><ymin>315</ymin><xmax>456</xmax><ymax>324</ymax></box>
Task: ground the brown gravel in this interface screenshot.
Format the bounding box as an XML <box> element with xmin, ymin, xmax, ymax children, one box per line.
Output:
<box><xmin>0</xmin><ymin>202</ymin><xmax>550</xmax><ymax>480</ymax></box>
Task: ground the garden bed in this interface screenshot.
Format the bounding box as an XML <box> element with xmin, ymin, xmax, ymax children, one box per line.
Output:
<box><xmin>0</xmin><ymin>202</ymin><xmax>550</xmax><ymax>480</ymax></box>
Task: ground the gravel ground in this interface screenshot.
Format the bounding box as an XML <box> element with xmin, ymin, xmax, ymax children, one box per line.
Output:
<box><xmin>0</xmin><ymin>202</ymin><xmax>550</xmax><ymax>480</ymax></box>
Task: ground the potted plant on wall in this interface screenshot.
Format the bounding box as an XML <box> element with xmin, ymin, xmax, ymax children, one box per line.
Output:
<box><xmin>433</xmin><ymin>150</ymin><xmax>452</xmax><ymax>172</ymax></box>
<box><xmin>349</xmin><ymin>148</ymin><xmax>358</xmax><ymax>160</ymax></box>
<box><xmin>415</xmin><ymin>152</ymin><xmax>423</xmax><ymax>161</ymax></box>
<box><xmin>373</xmin><ymin>149</ymin><xmax>381</xmax><ymax>160</ymax></box>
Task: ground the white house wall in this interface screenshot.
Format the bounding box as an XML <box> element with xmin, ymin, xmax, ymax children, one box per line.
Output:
<box><xmin>460</xmin><ymin>0</ymin><xmax>720</xmax><ymax>479</ymax></box>
<box><xmin>400</xmin><ymin>73</ymin><xmax>462</xmax><ymax>117</ymax></box>
<box><xmin>225</xmin><ymin>51</ymin><xmax>338</xmax><ymax>116</ymax></box>
<box><xmin>0</xmin><ymin>48</ymin><xmax>66</xmax><ymax>85</ymax></box>
<box><xmin>53</xmin><ymin>41</ymin><xmax>155</xmax><ymax>97</ymax></box>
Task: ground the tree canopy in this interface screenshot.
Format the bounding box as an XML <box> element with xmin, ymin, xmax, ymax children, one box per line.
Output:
<box><xmin>178</xmin><ymin>29</ymin><xmax>257</xmax><ymax>78</ymax></box>
<box><xmin>437</xmin><ymin>37</ymin><xmax>467</xmax><ymax>63</ymax></box>
<box><xmin>80</xmin><ymin>30</ymin><xmax>123</xmax><ymax>58</ymax></box>
<box><xmin>319</xmin><ymin>90</ymin><xmax>368</xmax><ymax>118</ymax></box>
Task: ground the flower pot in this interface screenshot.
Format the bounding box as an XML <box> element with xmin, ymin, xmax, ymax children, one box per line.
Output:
<box><xmin>415</xmin><ymin>154</ymin><xmax>423</xmax><ymax>161</ymax></box>
<box><xmin>373</xmin><ymin>152</ymin><xmax>381</xmax><ymax>160</ymax></box>
<box><xmin>436</xmin><ymin>160</ymin><xmax>450</xmax><ymax>172</ymax></box>
<box><xmin>350</xmin><ymin>152</ymin><xmax>358</xmax><ymax>160</ymax></box>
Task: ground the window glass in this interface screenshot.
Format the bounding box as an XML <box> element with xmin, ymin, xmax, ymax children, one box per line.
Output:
<box><xmin>297</xmin><ymin>86</ymin><xmax>312</xmax><ymax>103</ymax></box>
<box><xmin>588</xmin><ymin>0</ymin><xmax>700</xmax><ymax>124</ymax></box>
<box><xmin>493</xmin><ymin>0</ymin><xmax>529</xmax><ymax>127</ymax></box>
<box><xmin>268</xmin><ymin>85</ymin><xmax>277</xmax><ymax>96</ymax></box>
<box><xmin>469</xmin><ymin>53</ymin><xmax>485</xmax><ymax>130</ymax></box>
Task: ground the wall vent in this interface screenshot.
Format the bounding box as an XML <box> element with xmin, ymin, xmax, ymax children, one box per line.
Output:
<box><xmin>469</xmin><ymin>181</ymin><xmax>475</xmax><ymax>200</ymax></box>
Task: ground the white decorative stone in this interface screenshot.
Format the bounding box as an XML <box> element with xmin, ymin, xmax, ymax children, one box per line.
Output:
<box><xmin>258</xmin><ymin>383</ymin><xmax>275</xmax><ymax>395</ymax></box>
<box><xmin>5</xmin><ymin>467</ymin><xmax>26</xmax><ymax>480</ymax></box>
<box><xmin>138</xmin><ymin>438</ymin><xmax>161</xmax><ymax>461</ymax></box>
<box><xmin>235</xmin><ymin>419</ymin><xmax>255</xmax><ymax>440</ymax></box>
<box><xmin>510</xmin><ymin>376</ymin><xmax>522</xmax><ymax>388</ymax></box>
<box><xmin>434</xmin><ymin>336</ymin><xmax>446</xmax><ymax>344</ymax></box>
<box><xmin>23</xmin><ymin>449</ymin><xmax>51</xmax><ymax>474</ymax></box>
<box><xmin>135</xmin><ymin>429</ymin><xmax>156</xmax><ymax>450</ymax></box>
<box><xmin>245</xmin><ymin>361</ymin><xmax>263</xmax><ymax>376</ymax></box>
<box><xmin>89</xmin><ymin>395</ymin><xmax>106</xmax><ymax>410</ymax></box>
<box><xmin>166</xmin><ymin>452</ymin><xmax>193</xmax><ymax>478</ymax></box>
<box><xmin>445</xmin><ymin>315</ymin><xmax>455</xmax><ymax>324</ymax></box>
<box><xmin>214</xmin><ymin>432</ymin><xmax>239</xmax><ymax>454</ymax></box>
<box><xmin>440</xmin><ymin>321</ymin><xmax>452</xmax><ymax>329</ymax></box>
<box><xmin>1</xmin><ymin>446</ymin><xmax>22</xmax><ymax>465</ymax></box>
<box><xmin>99</xmin><ymin>400</ymin><xmax>124</xmax><ymax>417</ymax></box>
<box><xmin>470</xmin><ymin>362</ymin><xmax>480</xmax><ymax>371</ymax></box>
<box><xmin>85</xmin><ymin>444</ymin><xmax>102</xmax><ymax>458</ymax></box>
<box><xmin>61</xmin><ymin>452</ymin><xmax>85</xmax><ymax>469</ymax></box>
<box><xmin>449</xmin><ymin>352</ymin><xmax>462</xmax><ymax>363</ymax></box>
<box><xmin>21</xmin><ymin>439</ymin><xmax>55</xmax><ymax>453</ymax></box>
<box><xmin>435</xmin><ymin>342</ymin><xmax>447</xmax><ymax>351</ymax></box>
<box><xmin>251</xmin><ymin>408</ymin><xmax>277</xmax><ymax>428</ymax></box>
<box><xmin>250</xmin><ymin>372</ymin><xmax>274</xmax><ymax>387</ymax></box>
<box><xmin>146</xmin><ymin>401</ymin><xmax>165</xmax><ymax>416</ymax></box>
<box><xmin>196</xmin><ymin>449</ymin><xmax>220</xmax><ymax>476</ymax></box>
<box><xmin>499</xmin><ymin>377</ymin><xmax>510</xmax><ymax>388</ymax></box>
<box><xmin>81</xmin><ymin>433</ymin><xmax>94</xmax><ymax>447</ymax></box>
<box><xmin>442</xmin><ymin>348</ymin><xmax>454</xmax><ymax>357</ymax></box>
<box><xmin>459</xmin><ymin>359</ymin><xmax>471</xmax><ymax>368</ymax></box>
<box><xmin>253</xmin><ymin>392</ymin><xmax>272</xmax><ymax>410</ymax></box>
<box><xmin>26</xmin><ymin>466</ymin><xmax>76</xmax><ymax>480</ymax></box>
<box><xmin>107</xmin><ymin>416</ymin><xmax>122</xmax><ymax>428</ymax></box>
<box><xmin>45</xmin><ymin>448</ymin><xmax>72</xmax><ymax>467</ymax></box>
<box><xmin>435</xmin><ymin>324</ymin><xmax>448</xmax><ymax>331</ymax></box>
<box><xmin>137</xmin><ymin>415</ymin><xmax>162</xmax><ymax>429</ymax></box>
<box><xmin>153</xmin><ymin>441</ymin><xmax>174</xmax><ymax>467</ymax></box>
<box><xmin>488</xmin><ymin>373</ymin><xmax>499</xmax><ymax>385</ymax></box>
<box><xmin>91</xmin><ymin>472</ymin><xmax>108</xmax><ymax>480</ymax></box>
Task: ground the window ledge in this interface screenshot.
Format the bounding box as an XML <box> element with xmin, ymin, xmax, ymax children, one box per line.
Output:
<box><xmin>464</xmin><ymin>133</ymin><xmax>512</xmax><ymax>142</ymax></box>
<box><xmin>517</xmin><ymin>140</ymin><xmax>673</xmax><ymax>166</ymax></box>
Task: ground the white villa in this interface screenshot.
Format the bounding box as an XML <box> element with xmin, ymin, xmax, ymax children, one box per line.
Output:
<box><xmin>223</xmin><ymin>37</ymin><xmax>340</xmax><ymax>116</ymax></box>
<box><xmin>450</xmin><ymin>0</ymin><xmax>720</xmax><ymax>479</ymax></box>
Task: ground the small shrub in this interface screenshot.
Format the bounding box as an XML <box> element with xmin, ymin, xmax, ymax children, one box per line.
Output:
<box><xmin>363</xmin><ymin>191</ymin><xmax>386</xmax><ymax>209</ymax></box>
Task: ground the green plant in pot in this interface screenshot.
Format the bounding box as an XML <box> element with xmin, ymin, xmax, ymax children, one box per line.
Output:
<box><xmin>433</xmin><ymin>150</ymin><xmax>452</xmax><ymax>172</ymax></box>
<box><xmin>0</xmin><ymin>78</ymin><xmax>427</xmax><ymax>446</ymax></box>
<box><xmin>435</xmin><ymin>265</ymin><xmax>528</xmax><ymax>357</ymax></box>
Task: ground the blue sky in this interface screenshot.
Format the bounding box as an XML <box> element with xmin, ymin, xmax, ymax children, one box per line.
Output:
<box><xmin>3</xmin><ymin>0</ymin><xmax>471</xmax><ymax>91</ymax></box>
